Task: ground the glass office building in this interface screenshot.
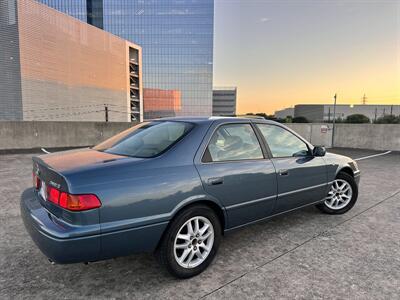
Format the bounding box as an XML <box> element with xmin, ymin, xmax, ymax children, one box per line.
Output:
<box><xmin>38</xmin><ymin>0</ymin><xmax>214</xmax><ymax>118</ymax></box>
<box><xmin>39</xmin><ymin>0</ymin><xmax>88</xmax><ymax>22</ymax></box>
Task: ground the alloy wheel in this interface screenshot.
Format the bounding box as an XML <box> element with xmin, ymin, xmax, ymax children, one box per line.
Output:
<box><xmin>325</xmin><ymin>179</ymin><xmax>353</xmax><ymax>210</ymax></box>
<box><xmin>173</xmin><ymin>216</ymin><xmax>214</xmax><ymax>269</ymax></box>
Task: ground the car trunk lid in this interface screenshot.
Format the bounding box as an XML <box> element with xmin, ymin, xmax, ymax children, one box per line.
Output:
<box><xmin>31</xmin><ymin>148</ymin><xmax>128</xmax><ymax>227</ymax></box>
<box><xmin>35</xmin><ymin>148</ymin><xmax>129</xmax><ymax>173</ymax></box>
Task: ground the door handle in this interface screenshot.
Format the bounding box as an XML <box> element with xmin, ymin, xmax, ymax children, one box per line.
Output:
<box><xmin>278</xmin><ymin>169</ymin><xmax>289</xmax><ymax>176</ymax></box>
<box><xmin>207</xmin><ymin>177</ymin><xmax>224</xmax><ymax>185</ymax></box>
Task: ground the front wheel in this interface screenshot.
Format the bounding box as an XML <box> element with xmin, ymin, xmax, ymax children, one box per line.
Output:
<box><xmin>156</xmin><ymin>205</ymin><xmax>221</xmax><ymax>278</ymax></box>
<box><xmin>317</xmin><ymin>172</ymin><xmax>358</xmax><ymax>214</ymax></box>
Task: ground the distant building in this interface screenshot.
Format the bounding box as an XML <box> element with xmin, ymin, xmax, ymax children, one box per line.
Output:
<box><xmin>274</xmin><ymin>107</ymin><xmax>294</xmax><ymax>119</ymax></box>
<box><xmin>0</xmin><ymin>0</ymin><xmax>142</xmax><ymax>122</ymax></box>
<box><xmin>38</xmin><ymin>0</ymin><xmax>214</xmax><ymax>118</ymax></box>
<box><xmin>143</xmin><ymin>88</ymin><xmax>182</xmax><ymax>119</ymax></box>
<box><xmin>294</xmin><ymin>104</ymin><xmax>400</xmax><ymax>122</ymax></box>
<box><xmin>212</xmin><ymin>87</ymin><xmax>237</xmax><ymax>116</ymax></box>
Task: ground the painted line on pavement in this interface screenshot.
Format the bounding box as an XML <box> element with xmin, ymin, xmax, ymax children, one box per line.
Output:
<box><xmin>354</xmin><ymin>150</ymin><xmax>391</xmax><ymax>161</ymax></box>
<box><xmin>41</xmin><ymin>148</ymin><xmax>51</xmax><ymax>154</ymax></box>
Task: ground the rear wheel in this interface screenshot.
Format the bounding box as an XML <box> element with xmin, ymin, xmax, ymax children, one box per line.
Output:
<box><xmin>156</xmin><ymin>205</ymin><xmax>221</xmax><ymax>278</ymax></box>
<box><xmin>317</xmin><ymin>172</ymin><xmax>358</xmax><ymax>214</ymax></box>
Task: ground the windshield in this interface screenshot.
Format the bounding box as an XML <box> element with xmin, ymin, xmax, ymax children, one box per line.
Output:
<box><xmin>94</xmin><ymin>121</ymin><xmax>194</xmax><ymax>158</ymax></box>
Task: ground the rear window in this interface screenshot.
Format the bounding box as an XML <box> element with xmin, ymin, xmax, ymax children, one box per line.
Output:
<box><xmin>94</xmin><ymin>121</ymin><xmax>193</xmax><ymax>158</ymax></box>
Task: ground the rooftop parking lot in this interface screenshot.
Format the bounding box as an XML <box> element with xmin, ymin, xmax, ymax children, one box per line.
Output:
<box><xmin>0</xmin><ymin>149</ymin><xmax>399</xmax><ymax>299</ymax></box>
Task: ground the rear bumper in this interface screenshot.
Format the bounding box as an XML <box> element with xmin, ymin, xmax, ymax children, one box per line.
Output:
<box><xmin>20</xmin><ymin>188</ymin><xmax>168</xmax><ymax>263</ymax></box>
<box><xmin>20</xmin><ymin>188</ymin><xmax>101</xmax><ymax>264</ymax></box>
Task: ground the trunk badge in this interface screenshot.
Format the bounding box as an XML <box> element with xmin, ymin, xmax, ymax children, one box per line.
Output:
<box><xmin>49</xmin><ymin>181</ymin><xmax>61</xmax><ymax>189</ymax></box>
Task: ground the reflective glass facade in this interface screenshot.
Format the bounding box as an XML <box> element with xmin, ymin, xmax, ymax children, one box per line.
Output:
<box><xmin>38</xmin><ymin>0</ymin><xmax>214</xmax><ymax>118</ymax></box>
<box><xmin>39</xmin><ymin>0</ymin><xmax>88</xmax><ymax>22</ymax></box>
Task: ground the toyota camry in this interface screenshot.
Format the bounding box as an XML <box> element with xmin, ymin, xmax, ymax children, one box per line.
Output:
<box><xmin>21</xmin><ymin>117</ymin><xmax>360</xmax><ymax>278</ymax></box>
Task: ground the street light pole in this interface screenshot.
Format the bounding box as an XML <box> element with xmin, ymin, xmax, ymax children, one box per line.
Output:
<box><xmin>331</xmin><ymin>93</ymin><xmax>337</xmax><ymax>148</ymax></box>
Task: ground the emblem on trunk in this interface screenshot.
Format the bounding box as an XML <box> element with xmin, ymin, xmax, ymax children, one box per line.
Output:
<box><xmin>49</xmin><ymin>181</ymin><xmax>61</xmax><ymax>189</ymax></box>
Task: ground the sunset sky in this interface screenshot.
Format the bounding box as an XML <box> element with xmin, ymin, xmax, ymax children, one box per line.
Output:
<box><xmin>213</xmin><ymin>0</ymin><xmax>400</xmax><ymax>114</ymax></box>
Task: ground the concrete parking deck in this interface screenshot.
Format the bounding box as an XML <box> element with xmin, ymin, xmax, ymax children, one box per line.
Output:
<box><xmin>0</xmin><ymin>149</ymin><xmax>399</xmax><ymax>299</ymax></box>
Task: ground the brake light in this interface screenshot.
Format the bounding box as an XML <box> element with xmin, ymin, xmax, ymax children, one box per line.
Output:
<box><xmin>32</xmin><ymin>172</ymin><xmax>41</xmax><ymax>190</ymax></box>
<box><xmin>44</xmin><ymin>185</ymin><xmax>101</xmax><ymax>211</ymax></box>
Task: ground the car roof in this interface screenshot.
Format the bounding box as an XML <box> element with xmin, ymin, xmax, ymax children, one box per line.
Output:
<box><xmin>151</xmin><ymin>116</ymin><xmax>280</xmax><ymax>125</ymax></box>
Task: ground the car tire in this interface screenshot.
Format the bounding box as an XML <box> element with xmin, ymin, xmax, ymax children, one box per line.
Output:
<box><xmin>155</xmin><ymin>204</ymin><xmax>222</xmax><ymax>279</ymax></box>
<box><xmin>316</xmin><ymin>172</ymin><xmax>358</xmax><ymax>215</ymax></box>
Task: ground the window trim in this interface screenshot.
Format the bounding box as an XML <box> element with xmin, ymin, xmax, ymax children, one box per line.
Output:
<box><xmin>254</xmin><ymin>123</ymin><xmax>312</xmax><ymax>159</ymax></box>
<box><xmin>201</xmin><ymin>122</ymin><xmax>267</xmax><ymax>164</ymax></box>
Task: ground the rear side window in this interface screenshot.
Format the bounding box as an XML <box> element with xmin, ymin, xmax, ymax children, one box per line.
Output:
<box><xmin>256</xmin><ymin>124</ymin><xmax>309</xmax><ymax>158</ymax></box>
<box><xmin>203</xmin><ymin>124</ymin><xmax>264</xmax><ymax>162</ymax></box>
<box><xmin>94</xmin><ymin>121</ymin><xmax>193</xmax><ymax>158</ymax></box>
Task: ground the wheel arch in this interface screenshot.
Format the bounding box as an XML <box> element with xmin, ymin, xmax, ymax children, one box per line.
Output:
<box><xmin>337</xmin><ymin>166</ymin><xmax>354</xmax><ymax>177</ymax></box>
<box><xmin>155</xmin><ymin>199</ymin><xmax>227</xmax><ymax>251</ymax></box>
<box><xmin>172</xmin><ymin>199</ymin><xmax>226</xmax><ymax>232</ymax></box>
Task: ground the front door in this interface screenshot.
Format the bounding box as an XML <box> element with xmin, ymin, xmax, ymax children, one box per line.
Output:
<box><xmin>255</xmin><ymin>124</ymin><xmax>328</xmax><ymax>213</ymax></box>
<box><xmin>195</xmin><ymin>123</ymin><xmax>277</xmax><ymax>229</ymax></box>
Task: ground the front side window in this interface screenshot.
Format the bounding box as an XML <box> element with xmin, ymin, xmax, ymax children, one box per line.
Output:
<box><xmin>94</xmin><ymin>121</ymin><xmax>193</xmax><ymax>158</ymax></box>
<box><xmin>203</xmin><ymin>124</ymin><xmax>263</xmax><ymax>162</ymax></box>
<box><xmin>256</xmin><ymin>124</ymin><xmax>309</xmax><ymax>158</ymax></box>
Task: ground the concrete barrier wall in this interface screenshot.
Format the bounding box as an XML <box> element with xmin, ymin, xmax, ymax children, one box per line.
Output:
<box><xmin>286</xmin><ymin>123</ymin><xmax>333</xmax><ymax>148</ymax></box>
<box><xmin>287</xmin><ymin>123</ymin><xmax>400</xmax><ymax>151</ymax></box>
<box><xmin>0</xmin><ymin>121</ymin><xmax>399</xmax><ymax>151</ymax></box>
<box><xmin>333</xmin><ymin>124</ymin><xmax>400</xmax><ymax>151</ymax></box>
<box><xmin>0</xmin><ymin>121</ymin><xmax>134</xmax><ymax>150</ymax></box>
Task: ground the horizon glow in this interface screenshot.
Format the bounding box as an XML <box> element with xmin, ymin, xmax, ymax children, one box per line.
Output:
<box><xmin>213</xmin><ymin>0</ymin><xmax>400</xmax><ymax>114</ymax></box>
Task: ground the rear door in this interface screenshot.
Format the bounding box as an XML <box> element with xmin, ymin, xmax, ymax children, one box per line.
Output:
<box><xmin>255</xmin><ymin>124</ymin><xmax>328</xmax><ymax>213</ymax></box>
<box><xmin>195</xmin><ymin>122</ymin><xmax>277</xmax><ymax>229</ymax></box>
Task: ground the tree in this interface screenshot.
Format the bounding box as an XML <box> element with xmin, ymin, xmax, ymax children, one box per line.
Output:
<box><xmin>374</xmin><ymin>115</ymin><xmax>400</xmax><ymax>124</ymax></box>
<box><xmin>255</xmin><ymin>113</ymin><xmax>268</xmax><ymax>119</ymax></box>
<box><xmin>345</xmin><ymin>114</ymin><xmax>370</xmax><ymax>124</ymax></box>
<box><xmin>292</xmin><ymin>116</ymin><xmax>309</xmax><ymax>123</ymax></box>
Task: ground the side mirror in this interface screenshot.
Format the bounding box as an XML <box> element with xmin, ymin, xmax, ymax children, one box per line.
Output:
<box><xmin>313</xmin><ymin>146</ymin><xmax>326</xmax><ymax>157</ymax></box>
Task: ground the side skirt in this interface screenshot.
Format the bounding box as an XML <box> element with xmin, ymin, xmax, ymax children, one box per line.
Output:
<box><xmin>224</xmin><ymin>198</ymin><xmax>326</xmax><ymax>233</ymax></box>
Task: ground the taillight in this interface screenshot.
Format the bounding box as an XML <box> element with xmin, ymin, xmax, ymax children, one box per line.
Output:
<box><xmin>32</xmin><ymin>172</ymin><xmax>41</xmax><ymax>190</ymax></box>
<box><xmin>59</xmin><ymin>193</ymin><xmax>101</xmax><ymax>211</ymax></box>
<box><xmin>44</xmin><ymin>186</ymin><xmax>101</xmax><ymax>211</ymax></box>
<box><xmin>47</xmin><ymin>186</ymin><xmax>60</xmax><ymax>204</ymax></box>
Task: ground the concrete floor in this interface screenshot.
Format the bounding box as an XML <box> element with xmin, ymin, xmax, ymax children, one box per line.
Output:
<box><xmin>0</xmin><ymin>149</ymin><xmax>399</xmax><ymax>299</ymax></box>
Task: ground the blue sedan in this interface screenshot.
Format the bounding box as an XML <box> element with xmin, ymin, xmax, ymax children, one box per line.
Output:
<box><xmin>21</xmin><ymin>117</ymin><xmax>360</xmax><ymax>278</ymax></box>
